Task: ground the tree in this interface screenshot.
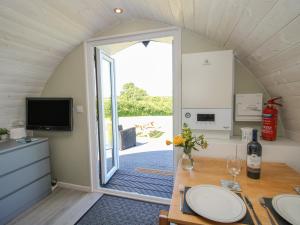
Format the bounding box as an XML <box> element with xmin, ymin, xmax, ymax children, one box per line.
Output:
<box><xmin>104</xmin><ymin>82</ymin><xmax>172</xmax><ymax>117</ymax></box>
<box><xmin>119</xmin><ymin>83</ymin><xmax>148</xmax><ymax>100</ymax></box>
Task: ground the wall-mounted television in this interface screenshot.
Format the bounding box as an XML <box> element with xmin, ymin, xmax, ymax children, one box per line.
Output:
<box><xmin>26</xmin><ymin>97</ymin><xmax>73</xmax><ymax>131</ymax></box>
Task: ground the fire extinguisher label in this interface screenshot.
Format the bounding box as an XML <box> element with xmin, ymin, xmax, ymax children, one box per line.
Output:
<box><xmin>262</xmin><ymin>112</ymin><xmax>277</xmax><ymax>140</ymax></box>
<box><xmin>263</xmin><ymin>114</ymin><xmax>272</xmax><ymax>118</ymax></box>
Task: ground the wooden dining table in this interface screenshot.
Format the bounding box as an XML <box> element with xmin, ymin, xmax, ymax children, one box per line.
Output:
<box><xmin>167</xmin><ymin>157</ymin><xmax>300</xmax><ymax>225</ymax></box>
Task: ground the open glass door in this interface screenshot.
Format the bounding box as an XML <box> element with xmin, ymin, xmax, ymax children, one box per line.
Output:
<box><xmin>95</xmin><ymin>48</ymin><xmax>119</xmax><ymax>185</ymax></box>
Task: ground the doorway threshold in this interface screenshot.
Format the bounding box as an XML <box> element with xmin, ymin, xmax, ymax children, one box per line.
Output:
<box><xmin>102</xmin><ymin>167</ymin><xmax>174</xmax><ymax>198</ymax></box>
<box><xmin>95</xmin><ymin>187</ymin><xmax>171</xmax><ymax>205</ymax></box>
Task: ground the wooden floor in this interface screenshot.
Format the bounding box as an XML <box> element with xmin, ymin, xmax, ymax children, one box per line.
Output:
<box><xmin>7</xmin><ymin>188</ymin><xmax>102</xmax><ymax>225</ymax></box>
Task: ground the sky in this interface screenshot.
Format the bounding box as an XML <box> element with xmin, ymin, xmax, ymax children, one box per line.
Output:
<box><xmin>112</xmin><ymin>41</ymin><xmax>172</xmax><ymax>97</ymax></box>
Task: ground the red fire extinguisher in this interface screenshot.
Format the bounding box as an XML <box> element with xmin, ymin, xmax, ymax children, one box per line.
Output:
<box><xmin>262</xmin><ymin>97</ymin><xmax>282</xmax><ymax>141</ymax></box>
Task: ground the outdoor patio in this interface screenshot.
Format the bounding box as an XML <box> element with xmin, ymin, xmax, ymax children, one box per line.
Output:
<box><xmin>104</xmin><ymin>150</ymin><xmax>173</xmax><ymax>198</ymax></box>
<box><xmin>103</xmin><ymin>116</ymin><xmax>174</xmax><ymax>198</ymax></box>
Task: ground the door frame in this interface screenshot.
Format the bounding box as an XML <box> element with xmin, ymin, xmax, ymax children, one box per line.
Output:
<box><xmin>84</xmin><ymin>26</ymin><xmax>182</xmax><ymax>202</ymax></box>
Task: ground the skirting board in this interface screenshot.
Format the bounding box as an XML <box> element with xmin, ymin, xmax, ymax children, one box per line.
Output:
<box><xmin>57</xmin><ymin>182</ymin><xmax>92</xmax><ymax>192</ymax></box>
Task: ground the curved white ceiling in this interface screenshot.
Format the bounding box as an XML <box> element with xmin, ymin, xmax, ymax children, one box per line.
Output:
<box><xmin>0</xmin><ymin>0</ymin><xmax>300</xmax><ymax>141</ymax></box>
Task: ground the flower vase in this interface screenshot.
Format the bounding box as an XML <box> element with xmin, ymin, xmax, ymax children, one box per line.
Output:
<box><xmin>181</xmin><ymin>152</ymin><xmax>194</xmax><ymax>170</ymax></box>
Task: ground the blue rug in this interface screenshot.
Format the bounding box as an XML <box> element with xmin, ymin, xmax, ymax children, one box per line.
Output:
<box><xmin>76</xmin><ymin>195</ymin><xmax>169</xmax><ymax>225</ymax></box>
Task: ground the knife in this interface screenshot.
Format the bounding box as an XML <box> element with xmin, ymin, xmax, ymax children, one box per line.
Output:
<box><xmin>245</xmin><ymin>196</ymin><xmax>262</xmax><ymax>225</ymax></box>
<box><xmin>178</xmin><ymin>184</ymin><xmax>185</xmax><ymax>211</ymax></box>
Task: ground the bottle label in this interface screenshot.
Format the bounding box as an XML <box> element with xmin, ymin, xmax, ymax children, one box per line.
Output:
<box><xmin>247</xmin><ymin>154</ymin><xmax>261</xmax><ymax>169</ymax></box>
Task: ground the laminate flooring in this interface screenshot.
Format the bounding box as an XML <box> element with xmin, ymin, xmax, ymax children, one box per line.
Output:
<box><xmin>7</xmin><ymin>188</ymin><xmax>102</xmax><ymax>225</ymax></box>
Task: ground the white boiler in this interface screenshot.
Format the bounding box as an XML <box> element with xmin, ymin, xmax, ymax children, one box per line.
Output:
<box><xmin>182</xmin><ymin>50</ymin><xmax>234</xmax><ymax>139</ymax></box>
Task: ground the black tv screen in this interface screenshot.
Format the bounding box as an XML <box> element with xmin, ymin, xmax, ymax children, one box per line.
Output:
<box><xmin>26</xmin><ymin>98</ymin><xmax>73</xmax><ymax>131</ymax></box>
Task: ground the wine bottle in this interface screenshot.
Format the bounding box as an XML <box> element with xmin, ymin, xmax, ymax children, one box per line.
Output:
<box><xmin>247</xmin><ymin>129</ymin><xmax>262</xmax><ymax>179</ymax></box>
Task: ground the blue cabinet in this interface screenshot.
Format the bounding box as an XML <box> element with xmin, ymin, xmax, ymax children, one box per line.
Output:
<box><xmin>0</xmin><ymin>139</ymin><xmax>51</xmax><ymax>225</ymax></box>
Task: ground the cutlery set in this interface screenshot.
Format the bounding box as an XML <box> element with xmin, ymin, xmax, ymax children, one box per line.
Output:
<box><xmin>259</xmin><ymin>198</ymin><xmax>277</xmax><ymax>225</ymax></box>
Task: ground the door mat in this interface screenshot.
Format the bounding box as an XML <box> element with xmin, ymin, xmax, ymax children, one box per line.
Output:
<box><xmin>135</xmin><ymin>167</ymin><xmax>173</xmax><ymax>176</ymax></box>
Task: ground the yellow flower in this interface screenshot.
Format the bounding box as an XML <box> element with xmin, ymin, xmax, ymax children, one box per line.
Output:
<box><xmin>166</xmin><ymin>140</ymin><xmax>172</xmax><ymax>145</ymax></box>
<box><xmin>173</xmin><ymin>135</ymin><xmax>185</xmax><ymax>145</ymax></box>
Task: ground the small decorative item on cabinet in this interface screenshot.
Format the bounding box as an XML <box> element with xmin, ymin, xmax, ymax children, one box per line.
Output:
<box><xmin>166</xmin><ymin>123</ymin><xmax>208</xmax><ymax>170</ymax></box>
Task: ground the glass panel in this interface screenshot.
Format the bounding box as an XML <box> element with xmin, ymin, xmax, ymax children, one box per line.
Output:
<box><xmin>102</xmin><ymin>59</ymin><xmax>114</xmax><ymax>173</ymax></box>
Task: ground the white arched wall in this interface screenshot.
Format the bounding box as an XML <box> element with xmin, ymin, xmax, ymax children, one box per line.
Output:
<box><xmin>35</xmin><ymin>20</ymin><xmax>280</xmax><ymax>187</ymax></box>
<box><xmin>1</xmin><ymin>1</ymin><xmax>300</xmax><ymax>145</ymax></box>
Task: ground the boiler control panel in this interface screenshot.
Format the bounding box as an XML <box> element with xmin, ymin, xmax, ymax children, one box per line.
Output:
<box><xmin>182</xmin><ymin>108</ymin><xmax>232</xmax><ymax>131</ymax></box>
<box><xmin>197</xmin><ymin>114</ymin><xmax>215</xmax><ymax>122</ymax></box>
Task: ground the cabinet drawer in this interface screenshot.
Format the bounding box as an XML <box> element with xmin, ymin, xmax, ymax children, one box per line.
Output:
<box><xmin>0</xmin><ymin>141</ymin><xmax>49</xmax><ymax>176</ymax></box>
<box><xmin>0</xmin><ymin>158</ymin><xmax>50</xmax><ymax>199</ymax></box>
<box><xmin>0</xmin><ymin>175</ymin><xmax>51</xmax><ymax>225</ymax></box>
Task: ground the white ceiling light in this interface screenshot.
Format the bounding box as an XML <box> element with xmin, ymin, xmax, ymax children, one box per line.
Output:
<box><xmin>114</xmin><ymin>8</ymin><xmax>123</xmax><ymax>14</ymax></box>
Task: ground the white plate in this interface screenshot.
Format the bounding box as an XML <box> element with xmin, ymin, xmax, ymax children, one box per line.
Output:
<box><xmin>186</xmin><ymin>185</ymin><xmax>246</xmax><ymax>223</ymax></box>
<box><xmin>272</xmin><ymin>194</ymin><xmax>300</xmax><ymax>225</ymax></box>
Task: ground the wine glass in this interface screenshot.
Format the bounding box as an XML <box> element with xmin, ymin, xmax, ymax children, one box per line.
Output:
<box><xmin>227</xmin><ymin>156</ymin><xmax>242</xmax><ymax>188</ymax></box>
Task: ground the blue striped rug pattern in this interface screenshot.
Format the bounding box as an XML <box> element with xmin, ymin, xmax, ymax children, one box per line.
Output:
<box><xmin>76</xmin><ymin>195</ymin><xmax>169</xmax><ymax>225</ymax></box>
<box><xmin>104</xmin><ymin>169</ymin><xmax>173</xmax><ymax>198</ymax></box>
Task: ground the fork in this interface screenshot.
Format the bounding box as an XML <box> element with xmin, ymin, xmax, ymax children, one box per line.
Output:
<box><xmin>259</xmin><ymin>198</ymin><xmax>277</xmax><ymax>225</ymax></box>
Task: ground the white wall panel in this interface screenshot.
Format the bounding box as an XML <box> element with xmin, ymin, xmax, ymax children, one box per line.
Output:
<box><xmin>238</xmin><ymin>0</ymin><xmax>300</xmax><ymax>59</ymax></box>
<box><xmin>181</xmin><ymin>0</ymin><xmax>194</xmax><ymax>30</ymax></box>
<box><xmin>225</xmin><ymin>0</ymin><xmax>278</xmax><ymax>50</ymax></box>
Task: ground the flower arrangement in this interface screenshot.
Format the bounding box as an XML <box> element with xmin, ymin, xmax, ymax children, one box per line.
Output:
<box><xmin>0</xmin><ymin>128</ymin><xmax>9</xmax><ymax>141</ymax></box>
<box><xmin>0</xmin><ymin>128</ymin><xmax>8</xmax><ymax>135</ymax></box>
<box><xmin>166</xmin><ymin>123</ymin><xmax>208</xmax><ymax>169</ymax></box>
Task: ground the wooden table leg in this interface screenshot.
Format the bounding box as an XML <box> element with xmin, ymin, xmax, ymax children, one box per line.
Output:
<box><xmin>159</xmin><ymin>210</ymin><xmax>170</xmax><ymax>225</ymax></box>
